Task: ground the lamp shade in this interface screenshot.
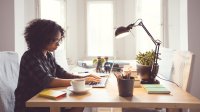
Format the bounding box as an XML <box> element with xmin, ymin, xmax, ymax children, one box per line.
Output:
<box><xmin>115</xmin><ymin>26</ymin><xmax>130</xmax><ymax>39</ymax></box>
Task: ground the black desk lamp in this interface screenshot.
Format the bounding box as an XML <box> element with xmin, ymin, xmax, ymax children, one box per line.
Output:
<box><xmin>115</xmin><ymin>19</ymin><xmax>161</xmax><ymax>84</ymax></box>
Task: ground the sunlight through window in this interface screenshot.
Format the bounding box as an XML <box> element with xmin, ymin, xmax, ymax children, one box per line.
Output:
<box><xmin>87</xmin><ymin>0</ymin><xmax>114</xmax><ymax>57</ymax></box>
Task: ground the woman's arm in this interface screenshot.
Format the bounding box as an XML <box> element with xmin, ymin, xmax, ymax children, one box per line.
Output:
<box><xmin>49</xmin><ymin>75</ymin><xmax>101</xmax><ymax>88</ymax></box>
<box><xmin>49</xmin><ymin>78</ymin><xmax>72</xmax><ymax>87</ymax></box>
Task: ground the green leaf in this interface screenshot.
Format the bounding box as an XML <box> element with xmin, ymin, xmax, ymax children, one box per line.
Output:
<box><xmin>136</xmin><ymin>50</ymin><xmax>155</xmax><ymax>66</ymax></box>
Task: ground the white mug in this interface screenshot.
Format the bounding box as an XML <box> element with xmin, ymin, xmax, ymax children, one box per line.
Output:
<box><xmin>70</xmin><ymin>79</ymin><xmax>86</xmax><ymax>91</ymax></box>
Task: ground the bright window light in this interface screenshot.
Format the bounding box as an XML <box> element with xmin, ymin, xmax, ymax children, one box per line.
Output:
<box><xmin>40</xmin><ymin>0</ymin><xmax>66</xmax><ymax>51</ymax></box>
<box><xmin>136</xmin><ymin>0</ymin><xmax>163</xmax><ymax>53</ymax></box>
<box><xmin>87</xmin><ymin>0</ymin><xmax>114</xmax><ymax>57</ymax></box>
<box><xmin>39</xmin><ymin>0</ymin><xmax>69</xmax><ymax>70</ymax></box>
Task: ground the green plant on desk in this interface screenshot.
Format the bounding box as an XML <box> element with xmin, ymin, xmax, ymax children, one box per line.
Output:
<box><xmin>136</xmin><ymin>50</ymin><xmax>156</xmax><ymax>83</ymax></box>
<box><xmin>136</xmin><ymin>50</ymin><xmax>155</xmax><ymax>66</ymax></box>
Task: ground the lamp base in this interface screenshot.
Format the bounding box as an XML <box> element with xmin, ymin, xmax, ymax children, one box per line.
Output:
<box><xmin>140</xmin><ymin>79</ymin><xmax>159</xmax><ymax>84</ymax></box>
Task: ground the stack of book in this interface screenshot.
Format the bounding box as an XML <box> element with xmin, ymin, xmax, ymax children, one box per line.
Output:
<box><xmin>142</xmin><ymin>84</ymin><xmax>171</xmax><ymax>94</ymax></box>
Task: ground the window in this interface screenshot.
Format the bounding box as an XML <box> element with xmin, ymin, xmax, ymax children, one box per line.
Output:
<box><xmin>136</xmin><ymin>0</ymin><xmax>163</xmax><ymax>53</ymax></box>
<box><xmin>40</xmin><ymin>0</ymin><xmax>66</xmax><ymax>29</ymax></box>
<box><xmin>38</xmin><ymin>0</ymin><xmax>163</xmax><ymax>63</ymax></box>
<box><xmin>87</xmin><ymin>0</ymin><xmax>114</xmax><ymax>57</ymax></box>
<box><xmin>39</xmin><ymin>0</ymin><xmax>67</xmax><ymax>52</ymax></box>
<box><xmin>39</xmin><ymin>0</ymin><xmax>69</xmax><ymax>70</ymax></box>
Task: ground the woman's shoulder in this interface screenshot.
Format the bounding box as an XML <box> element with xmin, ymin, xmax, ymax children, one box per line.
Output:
<box><xmin>21</xmin><ymin>50</ymin><xmax>32</xmax><ymax>58</ymax></box>
<box><xmin>21</xmin><ymin>50</ymin><xmax>43</xmax><ymax>61</ymax></box>
<box><xmin>20</xmin><ymin>50</ymin><xmax>35</xmax><ymax>66</ymax></box>
<box><xmin>22</xmin><ymin>50</ymin><xmax>35</xmax><ymax>57</ymax></box>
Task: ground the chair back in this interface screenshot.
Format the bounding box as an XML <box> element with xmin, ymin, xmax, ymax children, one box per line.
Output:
<box><xmin>171</xmin><ymin>50</ymin><xmax>193</xmax><ymax>91</ymax></box>
<box><xmin>158</xmin><ymin>47</ymin><xmax>193</xmax><ymax>91</ymax></box>
<box><xmin>158</xmin><ymin>47</ymin><xmax>176</xmax><ymax>80</ymax></box>
<box><xmin>0</xmin><ymin>51</ymin><xmax>19</xmax><ymax>112</ymax></box>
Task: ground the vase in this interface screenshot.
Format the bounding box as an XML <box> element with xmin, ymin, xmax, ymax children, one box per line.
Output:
<box><xmin>136</xmin><ymin>64</ymin><xmax>152</xmax><ymax>84</ymax></box>
<box><xmin>136</xmin><ymin>64</ymin><xmax>160</xmax><ymax>84</ymax></box>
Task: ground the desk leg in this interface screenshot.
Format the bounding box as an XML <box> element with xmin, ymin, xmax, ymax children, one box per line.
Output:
<box><xmin>50</xmin><ymin>107</ymin><xmax>60</xmax><ymax>112</ymax></box>
<box><xmin>166</xmin><ymin>108</ymin><xmax>182</xmax><ymax>112</ymax></box>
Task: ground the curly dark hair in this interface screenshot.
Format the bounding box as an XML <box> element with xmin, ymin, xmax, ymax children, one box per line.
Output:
<box><xmin>24</xmin><ymin>19</ymin><xmax>65</xmax><ymax>51</ymax></box>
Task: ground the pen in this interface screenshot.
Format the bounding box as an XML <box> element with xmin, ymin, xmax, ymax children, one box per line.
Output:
<box><xmin>78</xmin><ymin>71</ymin><xmax>89</xmax><ymax>74</ymax></box>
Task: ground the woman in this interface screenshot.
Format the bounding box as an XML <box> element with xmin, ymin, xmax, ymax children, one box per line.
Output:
<box><xmin>14</xmin><ymin>19</ymin><xmax>100</xmax><ymax>112</ymax></box>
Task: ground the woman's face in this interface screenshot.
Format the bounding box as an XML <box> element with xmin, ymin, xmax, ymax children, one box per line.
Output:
<box><xmin>45</xmin><ymin>32</ymin><xmax>62</xmax><ymax>52</ymax></box>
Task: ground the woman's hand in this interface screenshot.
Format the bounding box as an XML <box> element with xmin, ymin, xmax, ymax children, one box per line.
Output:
<box><xmin>84</xmin><ymin>74</ymin><xmax>101</xmax><ymax>83</ymax></box>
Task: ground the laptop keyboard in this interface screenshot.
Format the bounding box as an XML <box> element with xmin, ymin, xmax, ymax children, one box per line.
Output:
<box><xmin>88</xmin><ymin>77</ymin><xmax>109</xmax><ymax>88</ymax></box>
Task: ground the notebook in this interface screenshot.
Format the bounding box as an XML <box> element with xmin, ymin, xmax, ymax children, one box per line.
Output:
<box><xmin>142</xmin><ymin>84</ymin><xmax>171</xmax><ymax>94</ymax></box>
<box><xmin>38</xmin><ymin>89</ymin><xmax>67</xmax><ymax>100</ymax></box>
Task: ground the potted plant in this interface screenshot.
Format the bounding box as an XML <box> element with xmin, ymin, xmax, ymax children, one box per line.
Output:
<box><xmin>136</xmin><ymin>50</ymin><xmax>156</xmax><ymax>83</ymax></box>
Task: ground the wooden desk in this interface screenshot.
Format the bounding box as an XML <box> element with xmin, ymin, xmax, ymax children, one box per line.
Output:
<box><xmin>26</xmin><ymin>74</ymin><xmax>200</xmax><ymax>112</ymax></box>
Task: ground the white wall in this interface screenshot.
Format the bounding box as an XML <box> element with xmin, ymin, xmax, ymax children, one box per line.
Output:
<box><xmin>24</xmin><ymin>0</ymin><xmax>37</xmax><ymax>25</ymax></box>
<box><xmin>180</xmin><ymin>0</ymin><xmax>188</xmax><ymax>50</ymax></box>
<box><xmin>167</xmin><ymin>0</ymin><xmax>188</xmax><ymax>50</ymax></box>
<box><xmin>167</xmin><ymin>0</ymin><xmax>181</xmax><ymax>49</ymax></box>
<box><xmin>0</xmin><ymin>0</ymin><xmax>15</xmax><ymax>51</ymax></box>
<box><xmin>14</xmin><ymin>0</ymin><xmax>26</xmax><ymax>59</ymax></box>
<box><xmin>122</xmin><ymin>0</ymin><xmax>136</xmax><ymax>59</ymax></box>
<box><xmin>112</xmin><ymin>0</ymin><xmax>137</xmax><ymax>60</ymax></box>
<box><xmin>77</xmin><ymin>0</ymin><xmax>87</xmax><ymax>60</ymax></box>
<box><xmin>114</xmin><ymin>0</ymin><xmax>126</xmax><ymax>59</ymax></box>
<box><xmin>66</xmin><ymin>0</ymin><xmax>79</xmax><ymax>64</ymax></box>
<box><xmin>0</xmin><ymin>0</ymin><xmax>36</xmax><ymax>59</ymax></box>
<box><xmin>188</xmin><ymin>1</ymin><xmax>200</xmax><ymax>112</ymax></box>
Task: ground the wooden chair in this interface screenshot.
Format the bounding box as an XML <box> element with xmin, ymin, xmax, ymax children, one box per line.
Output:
<box><xmin>166</xmin><ymin>50</ymin><xmax>193</xmax><ymax>112</ymax></box>
<box><xmin>158</xmin><ymin>47</ymin><xmax>193</xmax><ymax>91</ymax></box>
<box><xmin>158</xmin><ymin>47</ymin><xmax>176</xmax><ymax>80</ymax></box>
<box><xmin>171</xmin><ymin>50</ymin><xmax>193</xmax><ymax>91</ymax></box>
<box><xmin>159</xmin><ymin>48</ymin><xmax>193</xmax><ymax>112</ymax></box>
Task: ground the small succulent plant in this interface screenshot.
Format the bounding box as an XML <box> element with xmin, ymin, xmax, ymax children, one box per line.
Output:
<box><xmin>136</xmin><ymin>50</ymin><xmax>155</xmax><ymax>66</ymax></box>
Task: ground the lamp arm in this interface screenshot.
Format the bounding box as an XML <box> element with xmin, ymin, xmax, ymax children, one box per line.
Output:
<box><xmin>136</xmin><ymin>20</ymin><xmax>161</xmax><ymax>79</ymax></box>
<box><xmin>138</xmin><ymin>21</ymin><xmax>157</xmax><ymax>45</ymax></box>
<box><xmin>151</xmin><ymin>43</ymin><xmax>160</xmax><ymax>78</ymax></box>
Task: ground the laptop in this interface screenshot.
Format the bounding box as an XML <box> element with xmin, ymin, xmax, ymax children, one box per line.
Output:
<box><xmin>90</xmin><ymin>58</ymin><xmax>116</xmax><ymax>88</ymax></box>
